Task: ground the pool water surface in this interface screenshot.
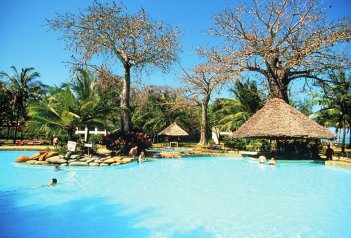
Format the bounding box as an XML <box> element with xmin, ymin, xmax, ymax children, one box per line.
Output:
<box><xmin>0</xmin><ymin>151</ymin><xmax>351</xmax><ymax>238</ymax></box>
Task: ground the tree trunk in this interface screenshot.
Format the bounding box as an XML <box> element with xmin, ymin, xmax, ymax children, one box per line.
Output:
<box><xmin>267</xmin><ymin>76</ymin><xmax>289</xmax><ymax>102</ymax></box>
<box><xmin>6</xmin><ymin>123</ymin><xmax>10</xmax><ymax>140</ymax></box>
<box><xmin>348</xmin><ymin>124</ymin><xmax>351</xmax><ymax>149</ymax></box>
<box><xmin>13</xmin><ymin>109</ymin><xmax>19</xmax><ymax>144</ymax></box>
<box><xmin>120</xmin><ymin>64</ymin><xmax>132</xmax><ymax>132</ymax></box>
<box><xmin>199</xmin><ymin>96</ymin><xmax>210</xmax><ymax>145</ymax></box>
<box><xmin>341</xmin><ymin>125</ymin><xmax>346</xmax><ymax>153</ymax></box>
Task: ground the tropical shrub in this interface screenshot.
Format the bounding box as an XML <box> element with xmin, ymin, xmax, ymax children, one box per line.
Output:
<box><xmin>89</xmin><ymin>134</ymin><xmax>101</xmax><ymax>144</ymax></box>
<box><xmin>102</xmin><ymin>131</ymin><xmax>152</xmax><ymax>155</ymax></box>
<box><xmin>223</xmin><ymin>137</ymin><xmax>246</xmax><ymax>150</ymax></box>
<box><xmin>245</xmin><ymin>139</ymin><xmax>271</xmax><ymax>152</ymax></box>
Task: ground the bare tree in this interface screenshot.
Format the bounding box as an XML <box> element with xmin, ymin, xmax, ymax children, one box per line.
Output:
<box><xmin>210</xmin><ymin>0</ymin><xmax>351</xmax><ymax>102</ymax></box>
<box><xmin>47</xmin><ymin>1</ymin><xmax>181</xmax><ymax>131</ymax></box>
<box><xmin>181</xmin><ymin>53</ymin><xmax>233</xmax><ymax>145</ymax></box>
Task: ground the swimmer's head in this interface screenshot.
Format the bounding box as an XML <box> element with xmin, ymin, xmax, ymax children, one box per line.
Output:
<box><xmin>50</xmin><ymin>178</ymin><xmax>57</xmax><ymax>186</ymax></box>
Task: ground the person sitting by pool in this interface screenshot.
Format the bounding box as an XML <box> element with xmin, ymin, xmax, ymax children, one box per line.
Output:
<box><xmin>325</xmin><ymin>144</ymin><xmax>334</xmax><ymax>161</ymax></box>
<box><xmin>49</xmin><ymin>178</ymin><xmax>57</xmax><ymax>186</ymax></box>
<box><xmin>138</xmin><ymin>150</ymin><xmax>146</xmax><ymax>163</ymax></box>
<box><xmin>129</xmin><ymin>145</ymin><xmax>138</xmax><ymax>160</ymax></box>
<box><xmin>258</xmin><ymin>155</ymin><xmax>266</xmax><ymax>164</ymax></box>
<box><xmin>53</xmin><ymin>137</ymin><xmax>59</xmax><ymax>148</ymax></box>
<box><xmin>268</xmin><ymin>157</ymin><xmax>276</xmax><ymax>165</ymax></box>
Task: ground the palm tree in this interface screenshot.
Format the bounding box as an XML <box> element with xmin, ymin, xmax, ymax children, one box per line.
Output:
<box><xmin>212</xmin><ymin>79</ymin><xmax>264</xmax><ymax>132</ymax></box>
<box><xmin>0</xmin><ymin>82</ymin><xmax>14</xmax><ymax>139</ymax></box>
<box><xmin>28</xmin><ymin>69</ymin><xmax>107</xmax><ymax>140</ymax></box>
<box><xmin>314</xmin><ymin>70</ymin><xmax>351</xmax><ymax>152</ymax></box>
<box><xmin>0</xmin><ymin>66</ymin><xmax>46</xmax><ymax>143</ymax></box>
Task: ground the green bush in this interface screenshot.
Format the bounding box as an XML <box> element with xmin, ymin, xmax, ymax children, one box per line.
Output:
<box><xmin>89</xmin><ymin>134</ymin><xmax>101</xmax><ymax>144</ymax></box>
<box><xmin>245</xmin><ymin>139</ymin><xmax>271</xmax><ymax>151</ymax></box>
<box><xmin>223</xmin><ymin>137</ymin><xmax>246</xmax><ymax>149</ymax></box>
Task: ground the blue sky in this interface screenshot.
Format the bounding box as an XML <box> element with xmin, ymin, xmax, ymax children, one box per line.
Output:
<box><xmin>1</xmin><ymin>0</ymin><xmax>350</xmax><ymax>95</ymax></box>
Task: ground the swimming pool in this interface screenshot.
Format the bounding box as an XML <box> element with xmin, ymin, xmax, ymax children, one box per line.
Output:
<box><xmin>1</xmin><ymin>151</ymin><xmax>351</xmax><ymax>237</ymax></box>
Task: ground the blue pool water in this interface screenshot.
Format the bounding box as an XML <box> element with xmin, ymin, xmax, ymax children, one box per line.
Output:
<box><xmin>1</xmin><ymin>151</ymin><xmax>351</xmax><ymax>238</ymax></box>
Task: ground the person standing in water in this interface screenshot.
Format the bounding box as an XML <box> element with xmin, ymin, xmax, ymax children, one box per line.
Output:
<box><xmin>129</xmin><ymin>145</ymin><xmax>138</xmax><ymax>160</ymax></box>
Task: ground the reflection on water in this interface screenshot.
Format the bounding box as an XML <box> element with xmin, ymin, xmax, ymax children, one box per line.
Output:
<box><xmin>1</xmin><ymin>152</ymin><xmax>351</xmax><ymax>238</ymax></box>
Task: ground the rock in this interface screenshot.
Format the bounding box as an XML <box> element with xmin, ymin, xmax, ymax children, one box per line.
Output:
<box><xmin>102</xmin><ymin>158</ymin><xmax>116</xmax><ymax>164</ymax></box>
<box><xmin>80</xmin><ymin>157</ymin><xmax>91</xmax><ymax>162</ymax></box>
<box><xmin>89</xmin><ymin>162</ymin><xmax>100</xmax><ymax>166</ymax></box>
<box><xmin>120</xmin><ymin>158</ymin><xmax>132</xmax><ymax>163</ymax></box>
<box><xmin>44</xmin><ymin>151</ymin><xmax>59</xmax><ymax>159</ymax></box>
<box><xmin>26</xmin><ymin>160</ymin><xmax>37</xmax><ymax>164</ymax></box>
<box><xmin>69</xmin><ymin>162</ymin><xmax>88</xmax><ymax>166</ymax></box>
<box><xmin>35</xmin><ymin>161</ymin><xmax>49</xmax><ymax>165</ymax></box>
<box><xmin>60</xmin><ymin>164</ymin><xmax>68</xmax><ymax>166</ymax></box>
<box><xmin>39</xmin><ymin>152</ymin><xmax>48</xmax><ymax>161</ymax></box>
<box><xmin>70</xmin><ymin>155</ymin><xmax>81</xmax><ymax>159</ymax></box>
<box><xmin>39</xmin><ymin>151</ymin><xmax>48</xmax><ymax>155</ymax></box>
<box><xmin>29</xmin><ymin>153</ymin><xmax>41</xmax><ymax>160</ymax></box>
<box><xmin>94</xmin><ymin>159</ymin><xmax>101</xmax><ymax>163</ymax></box>
<box><xmin>16</xmin><ymin>155</ymin><xmax>31</xmax><ymax>163</ymax></box>
<box><xmin>47</xmin><ymin>156</ymin><xmax>67</xmax><ymax>164</ymax></box>
<box><xmin>67</xmin><ymin>159</ymin><xmax>77</xmax><ymax>163</ymax></box>
<box><xmin>86</xmin><ymin>158</ymin><xmax>96</xmax><ymax>164</ymax></box>
<box><xmin>64</xmin><ymin>151</ymin><xmax>72</xmax><ymax>159</ymax></box>
<box><xmin>111</xmin><ymin>162</ymin><xmax>120</xmax><ymax>166</ymax></box>
<box><xmin>99</xmin><ymin>163</ymin><xmax>109</xmax><ymax>166</ymax></box>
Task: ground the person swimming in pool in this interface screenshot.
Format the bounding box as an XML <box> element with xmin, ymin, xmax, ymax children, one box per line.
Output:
<box><xmin>138</xmin><ymin>150</ymin><xmax>146</xmax><ymax>163</ymax></box>
<box><xmin>49</xmin><ymin>178</ymin><xmax>57</xmax><ymax>186</ymax></box>
<box><xmin>258</xmin><ymin>155</ymin><xmax>266</xmax><ymax>164</ymax></box>
<box><xmin>268</xmin><ymin>157</ymin><xmax>276</xmax><ymax>165</ymax></box>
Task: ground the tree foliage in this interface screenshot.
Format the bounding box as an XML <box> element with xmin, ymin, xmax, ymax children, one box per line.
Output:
<box><xmin>132</xmin><ymin>86</ymin><xmax>198</xmax><ymax>140</ymax></box>
<box><xmin>0</xmin><ymin>66</ymin><xmax>46</xmax><ymax>143</ymax></box>
<box><xmin>212</xmin><ymin>78</ymin><xmax>264</xmax><ymax>131</ymax></box>
<box><xmin>314</xmin><ymin>70</ymin><xmax>351</xmax><ymax>151</ymax></box>
<box><xmin>48</xmin><ymin>1</ymin><xmax>181</xmax><ymax>132</ymax></box>
<box><xmin>181</xmin><ymin>53</ymin><xmax>234</xmax><ymax>145</ymax></box>
<box><xmin>28</xmin><ymin>69</ymin><xmax>108</xmax><ymax>140</ymax></box>
<box><xmin>209</xmin><ymin>0</ymin><xmax>351</xmax><ymax>101</ymax></box>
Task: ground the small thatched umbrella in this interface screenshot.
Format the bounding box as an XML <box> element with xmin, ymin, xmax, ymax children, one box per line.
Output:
<box><xmin>233</xmin><ymin>98</ymin><xmax>335</xmax><ymax>139</ymax></box>
<box><xmin>158</xmin><ymin>122</ymin><xmax>189</xmax><ymax>136</ymax></box>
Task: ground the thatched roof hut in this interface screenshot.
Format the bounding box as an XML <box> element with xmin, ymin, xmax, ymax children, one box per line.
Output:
<box><xmin>158</xmin><ymin>123</ymin><xmax>189</xmax><ymax>136</ymax></box>
<box><xmin>232</xmin><ymin>98</ymin><xmax>335</xmax><ymax>139</ymax></box>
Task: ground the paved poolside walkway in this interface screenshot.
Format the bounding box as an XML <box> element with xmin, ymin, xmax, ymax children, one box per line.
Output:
<box><xmin>0</xmin><ymin>145</ymin><xmax>53</xmax><ymax>151</ymax></box>
<box><xmin>324</xmin><ymin>158</ymin><xmax>351</xmax><ymax>169</ymax></box>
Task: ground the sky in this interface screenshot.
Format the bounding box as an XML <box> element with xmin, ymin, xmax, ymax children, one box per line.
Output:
<box><xmin>1</xmin><ymin>0</ymin><xmax>351</xmax><ymax>96</ymax></box>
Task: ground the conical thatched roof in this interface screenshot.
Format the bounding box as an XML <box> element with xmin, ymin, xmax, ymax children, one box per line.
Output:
<box><xmin>158</xmin><ymin>123</ymin><xmax>189</xmax><ymax>136</ymax></box>
<box><xmin>232</xmin><ymin>98</ymin><xmax>335</xmax><ymax>139</ymax></box>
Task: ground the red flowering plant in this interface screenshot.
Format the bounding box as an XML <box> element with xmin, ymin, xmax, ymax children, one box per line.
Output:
<box><xmin>101</xmin><ymin>131</ymin><xmax>152</xmax><ymax>155</ymax></box>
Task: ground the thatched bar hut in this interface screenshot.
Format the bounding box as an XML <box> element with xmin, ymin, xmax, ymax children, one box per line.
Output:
<box><xmin>158</xmin><ymin>122</ymin><xmax>189</xmax><ymax>146</ymax></box>
<box><xmin>158</xmin><ymin>122</ymin><xmax>189</xmax><ymax>137</ymax></box>
<box><xmin>232</xmin><ymin>98</ymin><xmax>335</xmax><ymax>140</ymax></box>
